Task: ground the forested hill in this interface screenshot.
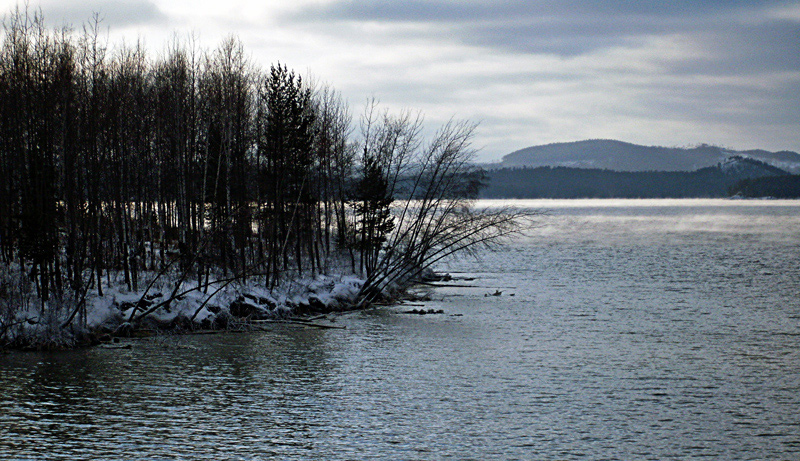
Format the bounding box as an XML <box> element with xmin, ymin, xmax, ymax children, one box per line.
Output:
<box><xmin>480</xmin><ymin>157</ymin><xmax>789</xmax><ymax>199</ymax></box>
<box><xmin>500</xmin><ymin>139</ymin><xmax>800</xmax><ymax>173</ymax></box>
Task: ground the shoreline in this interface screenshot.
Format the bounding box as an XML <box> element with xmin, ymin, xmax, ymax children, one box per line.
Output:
<box><xmin>1</xmin><ymin>269</ymin><xmax>452</xmax><ymax>351</ymax></box>
<box><xmin>2</xmin><ymin>273</ymin><xmax>368</xmax><ymax>351</ymax></box>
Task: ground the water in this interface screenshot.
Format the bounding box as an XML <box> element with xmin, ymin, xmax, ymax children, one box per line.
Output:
<box><xmin>2</xmin><ymin>199</ymin><xmax>799</xmax><ymax>460</ymax></box>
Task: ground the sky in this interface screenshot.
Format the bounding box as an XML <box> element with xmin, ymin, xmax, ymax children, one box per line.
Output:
<box><xmin>2</xmin><ymin>0</ymin><xmax>799</xmax><ymax>162</ymax></box>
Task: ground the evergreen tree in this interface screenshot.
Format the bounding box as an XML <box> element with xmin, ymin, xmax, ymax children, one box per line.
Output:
<box><xmin>350</xmin><ymin>155</ymin><xmax>394</xmax><ymax>277</ymax></box>
<box><xmin>257</xmin><ymin>63</ymin><xmax>316</xmax><ymax>284</ymax></box>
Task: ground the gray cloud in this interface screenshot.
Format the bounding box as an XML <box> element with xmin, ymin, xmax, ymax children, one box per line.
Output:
<box><xmin>294</xmin><ymin>0</ymin><xmax>798</xmax><ymax>65</ymax></box>
<box><xmin>298</xmin><ymin>0</ymin><xmax>780</xmax><ymax>24</ymax></box>
<box><xmin>40</xmin><ymin>0</ymin><xmax>166</xmax><ymax>28</ymax></box>
<box><xmin>695</xmin><ymin>22</ymin><xmax>800</xmax><ymax>74</ymax></box>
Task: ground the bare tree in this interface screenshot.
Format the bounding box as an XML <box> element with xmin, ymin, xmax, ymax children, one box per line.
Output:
<box><xmin>309</xmin><ymin>83</ymin><xmax>356</xmax><ymax>272</ymax></box>
<box><xmin>356</xmin><ymin>118</ymin><xmax>534</xmax><ymax>305</ymax></box>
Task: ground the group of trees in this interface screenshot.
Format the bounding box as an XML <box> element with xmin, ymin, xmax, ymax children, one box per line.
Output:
<box><xmin>0</xmin><ymin>8</ymin><xmax>526</xmax><ymax>337</ymax></box>
<box><xmin>729</xmin><ymin>175</ymin><xmax>800</xmax><ymax>198</ymax></box>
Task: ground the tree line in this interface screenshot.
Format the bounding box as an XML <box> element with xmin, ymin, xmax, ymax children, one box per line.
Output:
<box><xmin>1</xmin><ymin>8</ymin><xmax>526</xmax><ymax>337</ymax></box>
<box><xmin>729</xmin><ymin>175</ymin><xmax>800</xmax><ymax>198</ymax></box>
<box><xmin>480</xmin><ymin>158</ymin><xmax>787</xmax><ymax>199</ymax></box>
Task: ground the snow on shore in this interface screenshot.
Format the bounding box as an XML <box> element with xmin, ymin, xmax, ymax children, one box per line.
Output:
<box><xmin>6</xmin><ymin>273</ymin><xmax>365</xmax><ymax>348</ymax></box>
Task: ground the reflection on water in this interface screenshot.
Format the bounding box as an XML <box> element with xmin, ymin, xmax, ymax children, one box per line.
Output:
<box><xmin>2</xmin><ymin>199</ymin><xmax>799</xmax><ymax>459</ymax></box>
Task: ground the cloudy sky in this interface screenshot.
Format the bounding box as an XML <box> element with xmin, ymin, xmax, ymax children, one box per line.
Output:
<box><xmin>2</xmin><ymin>0</ymin><xmax>799</xmax><ymax>162</ymax></box>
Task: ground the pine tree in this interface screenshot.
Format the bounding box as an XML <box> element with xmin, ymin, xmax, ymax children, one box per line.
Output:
<box><xmin>351</xmin><ymin>155</ymin><xmax>394</xmax><ymax>277</ymax></box>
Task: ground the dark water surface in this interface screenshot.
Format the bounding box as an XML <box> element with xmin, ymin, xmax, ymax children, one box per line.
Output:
<box><xmin>2</xmin><ymin>199</ymin><xmax>799</xmax><ymax>460</ymax></box>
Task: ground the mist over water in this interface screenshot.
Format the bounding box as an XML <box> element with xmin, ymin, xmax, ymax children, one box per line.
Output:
<box><xmin>2</xmin><ymin>199</ymin><xmax>799</xmax><ymax>459</ymax></box>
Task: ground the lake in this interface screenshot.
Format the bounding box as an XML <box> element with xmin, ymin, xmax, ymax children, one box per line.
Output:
<box><xmin>2</xmin><ymin>199</ymin><xmax>799</xmax><ymax>460</ymax></box>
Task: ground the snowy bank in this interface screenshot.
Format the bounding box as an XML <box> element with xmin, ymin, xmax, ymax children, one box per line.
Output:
<box><xmin>2</xmin><ymin>273</ymin><xmax>365</xmax><ymax>349</ymax></box>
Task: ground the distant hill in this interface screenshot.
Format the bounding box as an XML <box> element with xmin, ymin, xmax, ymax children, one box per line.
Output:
<box><xmin>481</xmin><ymin>156</ymin><xmax>789</xmax><ymax>199</ymax></box>
<box><xmin>499</xmin><ymin>140</ymin><xmax>800</xmax><ymax>173</ymax></box>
